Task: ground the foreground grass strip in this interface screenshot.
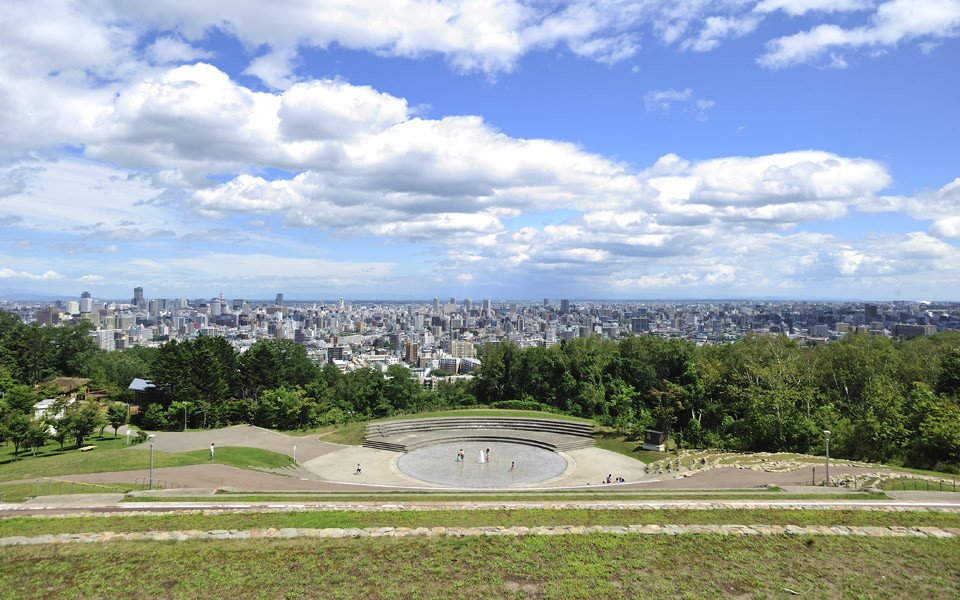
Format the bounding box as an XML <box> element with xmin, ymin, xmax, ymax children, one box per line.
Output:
<box><xmin>1</xmin><ymin>535</ymin><xmax>956</xmax><ymax>599</ymax></box>
<box><xmin>2</xmin><ymin>523</ymin><xmax>958</xmax><ymax>546</ymax></box>
<box><xmin>3</xmin><ymin>508</ymin><xmax>959</xmax><ymax>538</ymax></box>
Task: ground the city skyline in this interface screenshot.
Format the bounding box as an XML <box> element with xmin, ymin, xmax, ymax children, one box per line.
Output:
<box><xmin>1</xmin><ymin>1</ymin><xmax>959</xmax><ymax>299</ymax></box>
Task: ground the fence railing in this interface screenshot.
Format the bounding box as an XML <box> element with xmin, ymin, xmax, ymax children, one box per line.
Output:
<box><xmin>886</xmin><ymin>478</ymin><xmax>958</xmax><ymax>492</ymax></box>
<box><xmin>133</xmin><ymin>476</ymin><xmax>186</xmax><ymax>490</ymax></box>
<box><xmin>33</xmin><ymin>478</ymin><xmax>126</xmax><ymax>496</ymax></box>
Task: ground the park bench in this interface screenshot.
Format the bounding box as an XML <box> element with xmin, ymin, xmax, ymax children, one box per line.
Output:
<box><xmin>78</xmin><ymin>445</ymin><xmax>97</xmax><ymax>452</ymax></box>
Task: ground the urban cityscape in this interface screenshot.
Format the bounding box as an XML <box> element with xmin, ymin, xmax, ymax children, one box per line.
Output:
<box><xmin>6</xmin><ymin>287</ymin><xmax>959</xmax><ymax>378</ymax></box>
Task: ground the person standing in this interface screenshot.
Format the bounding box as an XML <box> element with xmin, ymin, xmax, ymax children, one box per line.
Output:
<box><xmin>209</xmin><ymin>443</ymin><xmax>215</xmax><ymax>461</ymax></box>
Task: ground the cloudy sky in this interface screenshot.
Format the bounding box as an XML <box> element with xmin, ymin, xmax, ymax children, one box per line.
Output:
<box><xmin>1</xmin><ymin>0</ymin><xmax>959</xmax><ymax>300</ymax></box>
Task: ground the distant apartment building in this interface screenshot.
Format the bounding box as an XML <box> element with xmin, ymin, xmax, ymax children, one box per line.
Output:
<box><xmin>404</xmin><ymin>341</ymin><xmax>419</xmax><ymax>364</ymax></box>
<box><xmin>327</xmin><ymin>345</ymin><xmax>345</xmax><ymax>364</ymax></box>
<box><xmin>892</xmin><ymin>323</ymin><xmax>936</xmax><ymax>338</ymax></box>
<box><xmin>450</xmin><ymin>340</ymin><xmax>476</xmax><ymax>358</ymax></box>
<box><xmin>36</xmin><ymin>307</ymin><xmax>61</xmax><ymax>325</ymax></box>
<box><xmin>438</xmin><ymin>357</ymin><xmax>459</xmax><ymax>374</ymax></box>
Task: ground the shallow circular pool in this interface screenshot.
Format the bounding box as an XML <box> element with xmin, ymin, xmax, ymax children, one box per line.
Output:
<box><xmin>396</xmin><ymin>441</ymin><xmax>569</xmax><ymax>488</ymax></box>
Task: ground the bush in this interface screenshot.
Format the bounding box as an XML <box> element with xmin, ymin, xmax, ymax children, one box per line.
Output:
<box><xmin>139</xmin><ymin>403</ymin><xmax>170</xmax><ymax>431</ymax></box>
<box><xmin>491</xmin><ymin>399</ymin><xmax>545</xmax><ymax>411</ymax></box>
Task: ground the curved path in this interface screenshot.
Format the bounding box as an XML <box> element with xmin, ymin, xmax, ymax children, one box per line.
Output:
<box><xmin>129</xmin><ymin>424</ymin><xmax>343</xmax><ymax>462</ymax></box>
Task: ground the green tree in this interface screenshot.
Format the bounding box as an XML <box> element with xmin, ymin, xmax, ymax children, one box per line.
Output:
<box><xmin>384</xmin><ymin>364</ymin><xmax>421</xmax><ymax>413</ymax></box>
<box><xmin>935</xmin><ymin>347</ymin><xmax>960</xmax><ymax>397</ymax></box>
<box><xmin>2</xmin><ymin>412</ymin><xmax>31</xmax><ymax>459</ymax></box>
<box><xmin>107</xmin><ymin>403</ymin><xmax>128</xmax><ymax>438</ymax></box>
<box><xmin>25</xmin><ymin>420</ymin><xmax>47</xmax><ymax>456</ymax></box>
<box><xmin>1</xmin><ymin>384</ymin><xmax>38</xmax><ymax>414</ymax></box>
<box><xmin>64</xmin><ymin>402</ymin><xmax>104</xmax><ymax>448</ymax></box>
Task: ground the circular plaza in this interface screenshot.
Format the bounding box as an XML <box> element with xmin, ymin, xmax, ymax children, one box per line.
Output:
<box><xmin>395</xmin><ymin>441</ymin><xmax>571</xmax><ymax>488</ymax></box>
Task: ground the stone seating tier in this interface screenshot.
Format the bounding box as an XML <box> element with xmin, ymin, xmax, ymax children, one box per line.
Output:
<box><xmin>363</xmin><ymin>417</ymin><xmax>595</xmax><ymax>453</ymax></box>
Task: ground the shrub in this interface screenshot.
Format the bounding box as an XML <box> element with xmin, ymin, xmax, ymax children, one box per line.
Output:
<box><xmin>491</xmin><ymin>399</ymin><xmax>545</xmax><ymax>411</ymax></box>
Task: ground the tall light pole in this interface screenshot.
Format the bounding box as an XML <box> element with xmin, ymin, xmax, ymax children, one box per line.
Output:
<box><xmin>823</xmin><ymin>430</ymin><xmax>831</xmax><ymax>487</ymax></box>
<box><xmin>183</xmin><ymin>403</ymin><xmax>189</xmax><ymax>432</ymax></box>
<box><xmin>148</xmin><ymin>434</ymin><xmax>156</xmax><ymax>490</ymax></box>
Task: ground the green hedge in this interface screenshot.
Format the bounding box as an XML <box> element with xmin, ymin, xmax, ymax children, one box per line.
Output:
<box><xmin>491</xmin><ymin>400</ymin><xmax>546</xmax><ymax>411</ymax></box>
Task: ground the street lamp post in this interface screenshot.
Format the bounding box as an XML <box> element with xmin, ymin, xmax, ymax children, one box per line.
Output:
<box><xmin>823</xmin><ymin>430</ymin><xmax>831</xmax><ymax>487</ymax></box>
<box><xmin>183</xmin><ymin>403</ymin><xmax>189</xmax><ymax>432</ymax></box>
<box><xmin>148</xmin><ymin>434</ymin><xmax>156</xmax><ymax>490</ymax></box>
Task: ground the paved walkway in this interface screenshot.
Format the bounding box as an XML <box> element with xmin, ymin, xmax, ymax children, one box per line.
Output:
<box><xmin>22</xmin><ymin>493</ymin><xmax>125</xmax><ymax>506</ymax></box>
<box><xmin>131</xmin><ymin>425</ymin><xmax>343</xmax><ymax>462</ymax></box>
<box><xmin>2</xmin><ymin>522</ymin><xmax>957</xmax><ymax>546</ymax></box>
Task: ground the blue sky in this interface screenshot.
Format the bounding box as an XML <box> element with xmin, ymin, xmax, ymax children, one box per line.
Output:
<box><xmin>1</xmin><ymin>0</ymin><xmax>959</xmax><ymax>301</ymax></box>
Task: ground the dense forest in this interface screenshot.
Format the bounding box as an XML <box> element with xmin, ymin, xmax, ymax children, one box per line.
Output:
<box><xmin>1</xmin><ymin>308</ymin><xmax>958</xmax><ymax>472</ymax></box>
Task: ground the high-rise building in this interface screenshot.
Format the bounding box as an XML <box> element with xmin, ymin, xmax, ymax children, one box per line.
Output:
<box><xmin>432</xmin><ymin>297</ymin><xmax>440</xmax><ymax>313</ymax></box>
<box><xmin>337</xmin><ymin>297</ymin><xmax>345</xmax><ymax>310</ymax></box>
<box><xmin>865</xmin><ymin>303</ymin><xmax>879</xmax><ymax>321</ymax></box>
<box><xmin>404</xmin><ymin>341</ymin><xmax>419</xmax><ymax>364</ymax></box>
<box><xmin>544</xmin><ymin>298</ymin><xmax>549</xmax><ymax>307</ymax></box>
<box><xmin>276</xmin><ymin>293</ymin><xmax>284</xmax><ymax>306</ymax></box>
<box><xmin>132</xmin><ymin>287</ymin><xmax>144</xmax><ymax>306</ymax></box>
<box><xmin>481</xmin><ymin>299</ymin><xmax>490</xmax><ymax>315</ymax></box>
<box><xmin>560</xmin><ymin>299</ymin><xmax>570</xmax><ymax>314</ymax></box>
<box><xmin>80</xmin><ymin>291</ymin><xmax>92</xmax><ymax>313</ymax></box>
<box><xmin>464</xmin><ymin>298</ymin><xmax>472</xmax><ymax>312</ymax></box>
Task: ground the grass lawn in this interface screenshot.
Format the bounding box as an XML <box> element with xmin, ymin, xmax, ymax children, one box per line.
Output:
<box><xmin>0</xmin><ymin>444</ymin><xmax>294</xmax><ymax>484</ymax></box>
<box><xmin>0</xmin><ymin>430</ymin><xmax>143</xmax><ymax>464</ymax></box>
<box><xmin>1</xmin><ymin>507</ymin><xmax>951</xmax><ymax>538</ymax></box>
<box><xmin>2</xmin><ymin>535</ymin><xmax>956</xmax><ymax>599</ymax></box>
<box><xmin>377</xmin><ymin>409</ymin><xmax>593</xmax><ymax>423</ymax></box>
<box><xmin>0</xmin><ymin>481</ymin><xmax>149</xmax><ymax>503</ymax></box>
<box><xmin>178</xmin><ymin>446</ymin><xmax>295</xmax><ymax>470</ymax></box>
<box><xmin>593</xmin><ymin>431</ymin><xmax>669</xmax><ymax>464</ymax></box>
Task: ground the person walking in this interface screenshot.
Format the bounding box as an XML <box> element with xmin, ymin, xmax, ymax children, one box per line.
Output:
<box><xmin>355</xmin><ymin>463</ymin><xmax>362</xmax><ymax>475</ymax></box>
<box><xmin>209</xmin><ymin>443</ymin><xmax>215</xmax><ymax>461</ymax></box>
<box><xmin>510</xmin><ymin>461</ymin><xmax>515</xmax><ymax>471</ymax></box>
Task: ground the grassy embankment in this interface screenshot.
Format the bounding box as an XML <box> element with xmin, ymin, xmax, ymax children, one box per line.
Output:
<box><xmin>0</xmin><ymin>506</ymin><xmax>949</xmax><ymax>538</ymax></box>
<box><xmin>2</xmin><ymin>535</ymin><xmax>957</xmax><ymax>600</ymax></box>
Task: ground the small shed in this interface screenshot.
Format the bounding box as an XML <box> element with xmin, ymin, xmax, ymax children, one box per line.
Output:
<box><xmin>127</xmin><ymin>378</ymin><xmax>154</xmax><ymax>413</ymax></box>
<box><xmin>643</xmin><ymin>429</ymin><xmax>667</xmax><ymax>452</ymax></box>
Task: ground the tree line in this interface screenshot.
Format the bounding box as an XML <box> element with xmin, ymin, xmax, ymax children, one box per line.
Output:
<box><xmin>0</xmin><ymin>308</ymin><xmax>958</xmax><ymax>472</ymax></box>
